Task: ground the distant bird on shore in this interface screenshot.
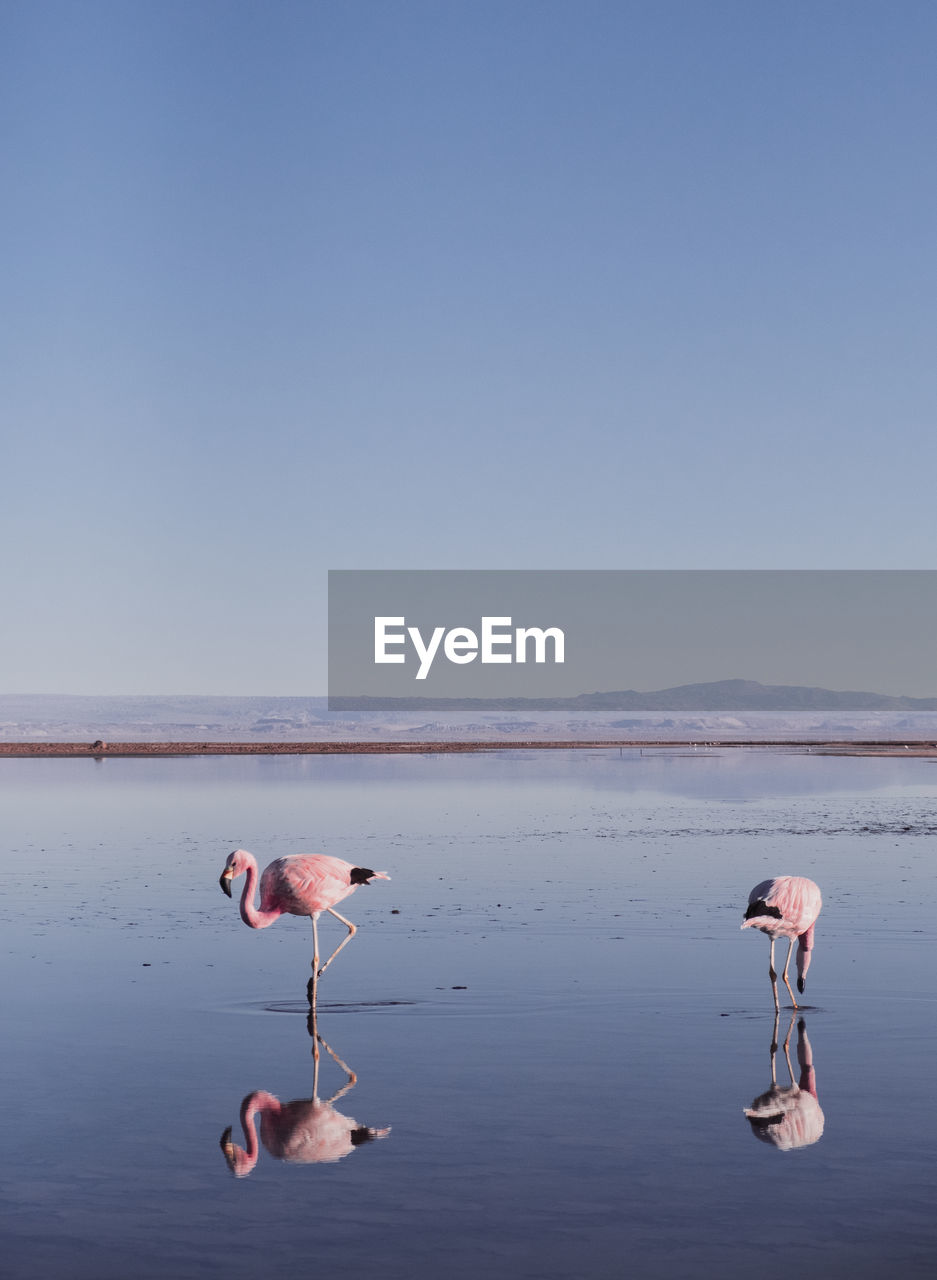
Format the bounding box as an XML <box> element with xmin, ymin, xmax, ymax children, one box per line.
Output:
<box><xmin>219</xmin><ymin>850</ymin><xmax>390</xmax><ymax>1005</ymax></box>
<box><xmin>741</xmin><ymin>876</ymin><xmax>822</xmax><ymax>1010</ymax></box>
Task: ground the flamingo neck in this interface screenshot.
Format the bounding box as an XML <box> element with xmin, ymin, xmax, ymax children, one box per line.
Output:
<box><xmin>233</xmin><ymin>1091</ymin><xmax>280</xmax><ymax>1175</ymax></box>
<box><xmin>796</xmin><ymin>925</ymin><xmax>815</xmax><ymax>984</ymax></box>
<box><xmin>238</xmin><ymin>856</ymin><xmax>282</xmax><ymax>929</ymax></box>
<box><xmin>242</xmin><ymin>1090</ymin><xmax>279</xmax><ymax>1135</ymax></box>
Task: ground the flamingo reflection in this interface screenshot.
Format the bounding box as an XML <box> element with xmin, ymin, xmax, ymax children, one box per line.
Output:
<box><xmin>743</xmin><ymin>1012</ymin><xmax>824</xmax><ymax>1151</ymax></box>
<box><xmin>221</xmin><ymin>1011</ymin><xmax>390</xmax><ymax>1177</ymax></box>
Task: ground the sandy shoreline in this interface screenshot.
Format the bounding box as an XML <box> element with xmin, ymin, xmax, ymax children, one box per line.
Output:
<box><xmin>1</xmin><ymin>739</ymin><xmax>936</xmax><ymax>758</ymax></box>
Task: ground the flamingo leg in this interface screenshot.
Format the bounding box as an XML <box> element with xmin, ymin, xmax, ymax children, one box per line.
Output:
<box><xmin>781</xmin><ymin>1011</ymin><xmax>796</xmax><ymax>1084</ymax></box>
<box><xmin>311</xmin><ymin>1020</ymin><xmax>320</xmax><ymax>1096</ymax></box>
<box><xmin>306</xmin><ymin>1003</ymin><xmax>356</xmax><ymax>1103</ymax></box>
<box><xmin>315</xmin><ymin>907</ymin><xmax>358</xmax><ymax>978</ymax></box>
<box><xmin>306</xmin><ymin>915</ymin><xmax>321</xmax><ymax>1008</ymax></box>
<box><xmin>769</xmin><ymin>1008</ymin><xmax>780</xmax><ymax>1085</ymax></box>
<box><xmin>768</xmin><ymin>938</ymin><xmax>780</xmax><ymax>1011</ymax></box>
<box><xmin>317</xmin><ymin>1033</ymin><xmax>358</xmax><ymax>1104</ymax></box>
<box><xmin>781</xmin><ymin>937</ymin><xmax>799</xmax><ymax>1010</ymax></box>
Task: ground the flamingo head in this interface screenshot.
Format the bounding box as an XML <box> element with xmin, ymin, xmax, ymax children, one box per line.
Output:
<box><xmin>219</xmin><ymin>849</ymin><xmax>252</xmax><ymax>897</ymax></box>
<box><xmin>219</xmin><ymin>1126</ymin><xmax>256</xmax><ymax>1178</ymax></box>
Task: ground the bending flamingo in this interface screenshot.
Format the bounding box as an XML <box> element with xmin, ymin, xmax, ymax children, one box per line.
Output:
<box><xmin>221</xmin><ymin>1088</ymin><xmax>390</xmax><ymax>1176</ymax></box>
<box><xmin>219</xmin><ymin>849</ymin><xmax>390</xmax><ymax>1005</ymax></box>
<box><xmin>741</xmin><ymin>876</ymin><xmax>822</xmax><ymax>1010</ymax></box>
<box><xmin>221</xmin><ymin>1008</ymin><xmax>389</xmax><ymax>1177</ymax></box>
<box><xmin>743</xmin><ymin>1012</ymin><xmax>824</xmax><ymax>1151</ymax></box>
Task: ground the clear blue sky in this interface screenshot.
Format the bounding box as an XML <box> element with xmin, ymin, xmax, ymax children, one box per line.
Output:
<box><xmin>3</xmin><ymin>0</ymin><xmax>936</xmax><ymax>694</ymax></box>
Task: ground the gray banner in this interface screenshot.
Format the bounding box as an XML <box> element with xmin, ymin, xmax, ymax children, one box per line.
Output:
<box><xmin>328</xmin><ymin>570</ymin><xmax>937</xmax><ymax>708</ymax></box>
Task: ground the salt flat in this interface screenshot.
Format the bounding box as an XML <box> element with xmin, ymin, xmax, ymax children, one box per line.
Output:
<box><xmin>0</xmin><ymin>749</ymin><xmax>934</xmax><ymax>1278</ymax></box>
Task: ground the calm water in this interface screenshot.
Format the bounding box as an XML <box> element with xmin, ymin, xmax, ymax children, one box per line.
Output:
<box><xmin>1</xmin><ymin>748</ymin><xmax>935</xmax><ymax>1278</ymax></box>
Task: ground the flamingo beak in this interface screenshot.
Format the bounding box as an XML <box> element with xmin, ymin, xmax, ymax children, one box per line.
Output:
<box><xmin>220</xmin><ymin>1127</ymin><xmax>251</xmax><ymax>1178</ymax></box>
<box><xmin>219</xmin><ymin>869</ymin><xmax>234</xmax><ymax>897</ymax></box>
<box><xmin>220</xmin><ymin>1127</ymin><xmax>239</xmax><ymax>1173</ymax></box>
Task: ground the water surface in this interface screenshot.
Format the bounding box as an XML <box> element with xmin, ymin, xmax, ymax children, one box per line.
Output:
<box><xmin>1</xmin><ymin>749</ymin><xmax>934</xmax><ymax>1277</ymax></box>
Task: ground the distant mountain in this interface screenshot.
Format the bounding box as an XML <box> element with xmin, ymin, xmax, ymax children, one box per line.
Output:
<box><xmin>0</xmin><ymin>693</ymin><xmax>331</xmax><ymax>741</ymax></box>
<box><xmin>2</xmin><ymin>682</ymin><xmax>936</xmax><ymax>744</ymax></box>
<box><xmin>0</xmin><ymin>693</ymin><xmax>329</xmax><ymax>722</ymax></box>
<box><xmin>332</xmin><ymin>679</ymin><xmax>937</xmax><ymax>711</ymax></box>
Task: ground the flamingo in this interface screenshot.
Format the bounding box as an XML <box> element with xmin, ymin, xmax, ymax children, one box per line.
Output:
<box><xmin>219</xmin><ymin>849</ymin><xmax>390</xmax><ymax>1005</ymax></box>
<box><xmin>741</xmin><ymin>876</ymin><xmax>822</xmax><ymax>1010</ymax></box>
<box><xmin>743</xmin><ymin>1012</ymin><xmax>824</xmax><ymax>1151</ymax></box>
<box><xmin>221</xmin><ymin>1008</ymin><xmax>390</xmax><ymax>1177</ymax></box>
<box><xmin>221</xmin><ymin>1089</ymin><xmax>391</xmax><ymax>1176</ymax></box>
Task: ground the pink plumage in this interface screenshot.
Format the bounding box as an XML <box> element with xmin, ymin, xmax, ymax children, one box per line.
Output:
<box><xmin>743</xmin><ymin>1015</ymin><xmax>824</xmax><ymax>1151</ymax></box>
<box><xmin>741</xmin><ymin>876</ymin><xmax>822</xmax><ymax>1009</ymax></box>
<box><xmin>219</xmin><ymin>849</ymin><xmax>390</xmax><ymax>1004</ymax></box>
<box><xmin>221</xmin><ymin>1090</ymin><xmax>390</xmax><ymax>1177</ymax></box>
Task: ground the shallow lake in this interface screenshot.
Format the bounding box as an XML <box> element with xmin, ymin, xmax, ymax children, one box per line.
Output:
<box><xmin>1</xmin><ymin>748</ymin><xmax>935</xmax><ymax>1278</ymax></box>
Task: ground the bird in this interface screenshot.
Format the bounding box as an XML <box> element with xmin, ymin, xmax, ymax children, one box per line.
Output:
<box><xmin>743</xmin><ymin>1012</ymin><xmax>824</xmax><ymax>1151</ymax></box>
<box><xmin>220</xmin><ymin>1002</ymin><xmax>390</xmax><ymax>1177</ymax></box>
<box><xmin>741</xmin><ymin>876</ymin><xmax>822</xmax><ymax>1010</ymax></box>
<box><xmin>219</xmin><ymin>849</ymin><xmax>390</xmax><ymax>1005</ymax></box>
<box><xmin>221</xmin><ymin>1089</ymin><xmax>391</xmax><ymax>1177</ymax></box>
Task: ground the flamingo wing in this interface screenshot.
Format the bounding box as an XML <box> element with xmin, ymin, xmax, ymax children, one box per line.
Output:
<box><xmin>259</xmin><ymin>855</ymin><xmax>359</xmax><ymax>915</ymax></box>
<box><xmin>745</xmin><ymin>876</ymin><xmax>821</xmax><ymax>936</ymax></box>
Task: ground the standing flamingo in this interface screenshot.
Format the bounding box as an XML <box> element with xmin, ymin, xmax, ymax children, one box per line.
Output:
<box><xmin>219</xmin><ymin>849</ymin><xmax>390</xmax><ymax>1005</ymax></box>
<box><xmin>221</xmin><ymin>1088</ymin><xmax>391</xmax><ymax>1176</ymax></box>
<box><xmin>741</xmin><ymin>876</ymin><xmax>822</xmax><ymax>1010</ymax></box>
<box><xmin>220</xmin><ymin>1006</ymin><xmax>390</xmax><ymax>1177</ymax></box>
